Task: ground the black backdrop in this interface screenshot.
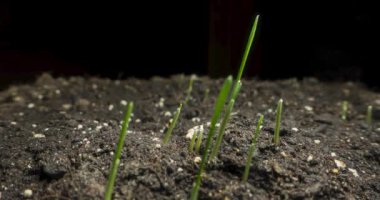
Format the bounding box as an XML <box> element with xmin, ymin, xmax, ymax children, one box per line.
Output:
<box><xmin>0</xmin><ymin>1</ymin><xmax>378</xmax><ymax>88</ymax></box>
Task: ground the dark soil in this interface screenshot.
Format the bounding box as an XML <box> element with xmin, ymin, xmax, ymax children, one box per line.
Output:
<box><xmin>0</xmin><ymin>74</ymin><xmax>379</xmax><ymax>199</ymax></box>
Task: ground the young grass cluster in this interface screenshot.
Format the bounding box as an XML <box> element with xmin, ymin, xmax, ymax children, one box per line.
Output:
<box><xmin>190</xmin><ymin>15</ymin><xmax>260</xmax><ymax>200</ymax></box>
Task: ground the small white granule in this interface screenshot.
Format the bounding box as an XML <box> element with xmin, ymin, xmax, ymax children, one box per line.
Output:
<box><xmin>120</xmin><ymin>100</ymin><xmax>127</xmax><ymax>106</ymax></box>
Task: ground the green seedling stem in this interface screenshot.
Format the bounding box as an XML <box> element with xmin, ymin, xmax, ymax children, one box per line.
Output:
<box><xmin>341</xmin><ymin>101</ymin><xmax>348</xmax><ymax>120</ymax></box>
<box><xmin>195</xmin><ymin>127</ymin><xmax>203</xmax><ymax>153</ymax></box>
<box><xmin>163</xmin><ymin>103</ymin><xmax>183</xmax><ymax>144</ymax></box>
<box><xmin>209</xmin><ymin>81</ymin><xmax>242</xmax><ymax>161</ymax></box>
<box><xmin>236</xmin><ymin>15</ymin><xmax>260</xmax><ymax>81</ymax></box>
<box><xmin>242</xmin><ymin>114</ymin><xmax>264</xmax><ymax>183</ymax></box>
<box><xmin>189</xmin><ymin>131</ymin><xmax>197</xmax><ymax>152</ymax></box>
<box><xmin>367</xmin><ymin>105</ymin><xmax>372</xmax><ymax>126</ymax></box>
<box><xmin>274</xmin><ymin>99</ymin><xmax>283</xmax><ymax>145</ymax></box>
<box><xmin>105</xmin><ymin>102</ymin><xmax>134</xmax><ymax>200</ymax></box>
<box><xmin>190</xmin><ymin>76</ymin><xmax>233</xmax><ymax>200</ymax></box>
<box><xmin>184</xmin><ymin>75</ymin><xmax>195</xmax><ymax>105</ymax></box>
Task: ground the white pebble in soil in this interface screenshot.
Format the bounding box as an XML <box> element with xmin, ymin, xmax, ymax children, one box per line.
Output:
<box><xmin>191</xmin><ymin>117</ymin><xmax>200</xmax><ymax>123</ymax></box>
<box><xmin>304</xmin><ymin>105</ymin><xmax>313</xmax><ymax>112</ymax></box>
<box><xmin>62</xmin><ymin>104</ymin><xmax>72</xmax><ymax>110</ymax></box>
<box><xmin>120</xmin><ymin>100</ymin><xmax>127</xmax><ymax>106</ymax></box>
<box><xmin>348</xmin><ymin>168</ymin><xmax>359</xmax><ymax>177</ymax></box>
<box><xmin>27</xmin><ymin>103</ymin><xmax>35</xmax><ymax>109</ymax></box>
<box><xmin>194</xmin><ymin>156</ymin><xmax>201</xmax><ymax>163</ymax></box>
<box><xmin>108</xmin><ymin>104</ymin><xmax>114</xmax><ymax>111</ymax></box>
<box><xmin>291</xmin><ymin>127</ymin><xmax>299</xmax><ymax>132</ymax></box>
<box><xmin>314</xmin><ymin>139</ymin><xmax>321</xmax><ymax>144</ymax></box>
<box><xmin>331</xmin><ymin>152</ymin><xmax>337</xmax><ymax>157</ymax></box>
<box><xmin>135</xmin><ymin>119</ymin><xmax>141</xmax><ymax>123</ymax></box>
<box><xmin>77</xmin><ymin>124</ymin><xmax>83</xmax><ymax>130</ymax></box>
<box><xmin>32</xmin><ymin>124</ymin><xmax>37</xmax><ymax>128</ymax></box>
<box><xmin>23</xmin><ymin>189</ymin><xmax>33</xmax><ymax>198</ymax></box>
<box><xmin>334</xmin><ymin>159</ymin><xmax>346</xmax><ymax>169</ymax></box>
<box><xmin>155</xmin><ymin>144</ymin><xmax>161</xmax><ymax>148</ymax></box>
<box><xmin>11</xmin><ymin>121</ymin><xmax>17</xmax><ymax>125</ymax></box>
<box><xmin>307</xmin><ymin>155</ymin><xmax>313</xmax><ymax>162</ymax></box>
<box><xmin>164</xmin><ymin>111</ymin><xmax>172</xmax><ymax>117</ymax></box>
<box><xmin>186</xmin><ymin>125</ymin><xmax>204</xmax><ymax>139</ymax></box>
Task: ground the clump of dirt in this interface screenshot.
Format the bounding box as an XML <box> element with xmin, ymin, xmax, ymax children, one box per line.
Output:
<box><xmin>0</xmin><ymin>74</ymin><xmax>379</xmax><ymax>199</ymax></box>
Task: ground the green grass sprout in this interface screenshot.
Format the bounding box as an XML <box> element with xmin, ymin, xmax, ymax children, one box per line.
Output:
<box><xmin>367</xmin><ymin>105</ymin><xmax>372</xmax><ymax>126</ymax></box>
<box><xmin>184</xmin><ymin>75</ymin><xmax>196</xmax><ymax>105</ymax></box>
<box><xmin>242</xmin><ymin>114</ymin><xmax>264</xmax><ymax>183</ymax></box>
<box><xmin>105</xmin><ymin>102</ymin><xmax>134</xmax><ymax>200</ymax></box>
<box><xmin>236</xmin><ymin>15</ymin><xmax>260</xmax><ymax>81</ymax></box>
<box><xmin>190</xmin><ymin>76</ymin><xmax>233</xmax><ymax>200</ymax></box>
<box><xmin>209</xmin><ymin>81</ymin><xmax>242</xmax><ymax>161</ymax></box>
<box><xmin>341</xmin><ymin>101</ymin><xmax>348</xmax><ymax>120</ymax></box>
<box><xmin>195</xmin><ymin>126</ymin><xmax>204</xmax><ymax>153</ymax></box>
<box><xmin>163</xmin><ymin>103</ymin><xmax>183</xmax><ymax>144</ymax></box>
<box><xmin>274</xmin><ymin>99</ymin><xmax>283</xmax><ymax>145</ymax></box>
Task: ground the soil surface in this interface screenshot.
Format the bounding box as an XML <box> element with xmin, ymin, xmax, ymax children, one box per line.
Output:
<box><xmin>0</xmin><ymin>74</ymin><xmax>379</xmax><ymax>200</ymax></box>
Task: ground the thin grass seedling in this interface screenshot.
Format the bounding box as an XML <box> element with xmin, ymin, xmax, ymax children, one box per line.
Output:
<box><xmin>195</xmin><ymin>126</ymin><xmax>204</xmax><ymax>153</ymax></box>
<box><xmin>105</xmin><ymin>102</ymin><xmax>134</xmax><ymax>200</ymax></box>
<box><xmin>341</xmin><ymin>101</ymin><xmax>348</xmax><ymax>120</ymax></box>
<box><xmin>184</xmin><ymin>75</ymin><xmax>196</xmax><ymax>105</ymax></box>
<box><xmin>274</xmin><ymin>99</ymin><xmax>283</xmax><ymax>145</ymax></box>
<box><xmin>163</xmin><ymin>103</ymin><xmax>183</xmax><ymax>144</ymax></box>
<box><xmin>190</xmin><ymin>76</ymin><xmax>233</xmax><ymax>200</ymax></box>
<box><xmin>242</xmin><ymin>114</ymin><xmax>264</xmax><ymax>183</ymax></box>
<box><xmin>209</xmin><ymin>81</ymin><xmax>242</xmax><ymax>161</ymax></box>
<box><xmin>367</xmin><ymin>105</ymin><xmax>372</xmax><ymax>126</ymax></box>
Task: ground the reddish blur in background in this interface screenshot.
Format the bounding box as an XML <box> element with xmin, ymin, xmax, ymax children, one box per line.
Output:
<box><xmin>0</xmin><ymin>1</ymin><xmax>378</xmax><ymax>89</ymax></box>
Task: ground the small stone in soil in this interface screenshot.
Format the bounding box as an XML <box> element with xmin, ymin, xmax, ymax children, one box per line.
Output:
<box><xmin>27</xmin><ymin>103</ymin><xmax>35</xmax><ymax>109</ymax></box>
<box><xmin>314</xmin><ymin>140</ymin><xmax>321</xmax><ymax>144</ymax></box>
<box><xmin>23</xmin><ymin>189</ymin><xmax>33</xmax><ymax>197</ymax></box>
<box><xmin>194</xmin><ymin>156</ymin><xmax>201</xmax><ymax>163</ymax></box>
<box><xmin>164</xmin><ymin>111</ymin><xmax>172</xmax><ymax>117</ymax></box>
<box><xmin>108</xmin><ymin>104</ymin><xmax>114</xmax><ymax>111</ymax></box>
<box><xmin>120</xmin><ymin>100</ymin><xmax>127</xmax><ymax>106</ymax></box>
<box><xmin>304</xmin><ymin>105</ymin><xmax>313</xmax><ymax>112</ymax></box>
<box><xmin>62</xmin><ymin>104</ymin><xmax>72</xmax><ymax>110</ymax></box>
<box><xmin>307</xmin><ymin>155</ymin><xmax>313</xmax><ymax>161</ymax></box>
<box><xmin>348</xmin><ymin>168</ymin><xmax>359</xmax><ymax>177</ymax></box>
<box><xmin>334</xmin><ymin>159</ymin><xmax>346</xmax><ymax>169</ymax></box>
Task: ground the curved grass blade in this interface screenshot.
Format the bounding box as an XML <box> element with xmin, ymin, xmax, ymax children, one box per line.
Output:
<box><xmin>105</xmin><ymin>102</ymin><xmax>134</xmax><ymax>200</ymax></box>
<box><xmin>236</xmin><ymin>15</ymin><xmax>260</xmax><ymax>81</ymax></box>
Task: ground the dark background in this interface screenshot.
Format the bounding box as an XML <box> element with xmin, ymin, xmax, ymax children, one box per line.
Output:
<box><xmin>0</xmin><ymin>1</ymin><xmax>378</xmax><ymax>89</ymax></box>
